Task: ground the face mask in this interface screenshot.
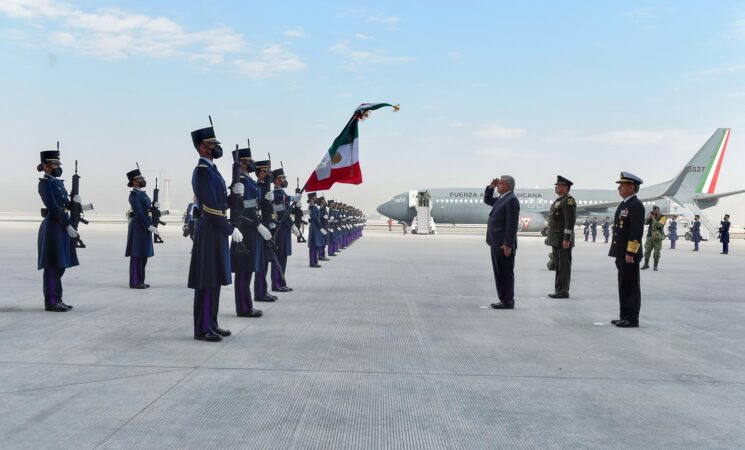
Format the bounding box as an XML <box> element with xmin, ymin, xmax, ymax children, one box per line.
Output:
<box><xmin>280</xmin><ymin>180</ymin><xmax>288</xmax><ymax>189</ymax></box>
<box><xmin>211</xmin><ymin>145</ymin><xmax>224</xmax><ymax>159</ymax></box>
<box><xmin>51</xmin><ymin>167</ymin><xmax>63</xmax><ymax>178</ymax></box>
<box><xmin>140</xmin><ymin>180</ymin><xmax>147</xmax><ymax>188</ymax></box>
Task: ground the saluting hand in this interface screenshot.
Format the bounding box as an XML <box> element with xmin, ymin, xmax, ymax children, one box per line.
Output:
<box><xmin>489</xmin><ymin>178</ymin><xmax>499</xmax><ymax>188</ymax></box>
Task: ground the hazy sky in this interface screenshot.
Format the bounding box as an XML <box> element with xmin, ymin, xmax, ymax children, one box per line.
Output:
<box><xmin>2</xmin><ymin>0</ymin><xmax>745</xmax><ymax>217</ymax></box>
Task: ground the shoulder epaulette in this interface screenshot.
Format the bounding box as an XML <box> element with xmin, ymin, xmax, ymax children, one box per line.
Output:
<box><xmin>196</xmin><ymin>164</ymin><xmax>209</xmax><ymax>168</ymax></box>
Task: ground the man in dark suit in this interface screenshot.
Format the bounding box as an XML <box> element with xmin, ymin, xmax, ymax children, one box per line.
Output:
<box><xmin>484</xmin><ymin>175</ymin><xmax>520</xmax><ymax>309</ymax></box>
<box><xmin>609</xmin><ymin>172</ymin><xmax>645</xmax><ymax>328</ymax></box>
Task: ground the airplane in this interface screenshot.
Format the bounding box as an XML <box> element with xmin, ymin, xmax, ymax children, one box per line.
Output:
<box><xmin>377</xmin><ymin>128</ymin><xmax>744</xmax><ymax>237</ymax></box>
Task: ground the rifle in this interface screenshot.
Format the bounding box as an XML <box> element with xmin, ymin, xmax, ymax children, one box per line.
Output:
<box><xmin>69</xmin><ymin>158</ymin><xmax>93</xmax><ymax>248</ymax></box>
<box><xmin>151</xmin><ymin>177</ymin><xmax>166</xmax><ymax>243</ymax></box>
<box><xmin>230</xmin><ymin>143</ymin><xmax>250</xmax><ymax>254</ymax></box>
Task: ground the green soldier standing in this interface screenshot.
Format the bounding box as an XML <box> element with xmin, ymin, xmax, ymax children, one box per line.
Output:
<box><xmin>547</xmin><ymin>175</ymin><xmax>577</xmax><ymax>299</ymax></box>
<box><xmin>641</xmin><ymin>205</ymin><xmax>666</xmax><ymax>271</ymax></box>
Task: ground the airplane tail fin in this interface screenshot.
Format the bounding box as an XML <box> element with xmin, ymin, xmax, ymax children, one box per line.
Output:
<box><xmin>662</xmin><ymin>128</ymin><xmax>731</xmax><ymax>198</ymax></box>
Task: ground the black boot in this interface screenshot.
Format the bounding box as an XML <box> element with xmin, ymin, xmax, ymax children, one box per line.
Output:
<box><xmin>653</xmin><ymin>261</ymin><xmax>659</xmax><ymax>271</ymax></box>
<box><xmin>641</xmin><ymin>258</ymin><xmax>649</xmax><ymax>270</ymax></box>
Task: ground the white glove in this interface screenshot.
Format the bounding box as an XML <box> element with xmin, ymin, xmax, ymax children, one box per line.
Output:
<box><xmin>231</xmin><ymin>227</ymin><xmax>244</xmax><ymax>243</ymax></box>
<box><xmin>320</xmin><ymin>228</ymin><xmax>327</xmax><ymax>236</ymax></box>
<box><xmin>232</xmin><ymin>183</ymin><xmax>244</xmax><ymax>196</ymax></box>
<box><xmin>291</xmin><ymin>225</ymin><xmax>301</xmax><ymax>237</ymax></box>
<box><xmin>148</xmin><ymin>225</ymin><xmax>160</xmax><ymax>235</ymax></box>
<box><xmin>296</xmin><ymin>201</ymin><xmax>303</xmax><ymax>208</ymax></box>
<box><xmin>257</xmin><ymin>224</ymin><xmax>272</xmax><ymax>240</ymax></box>
<box><xmin>264</xmin><ymin>191</ymin><xmax>274</xmax><ymax>201</ymax></box>
<box><xmin>336</xmin><ymin>227</ymin><xmax>341</xmax><ymax>232</ymax></box>
<box><xmin>66</xmin><ymin>225</ymin><xmax>79</xmax><ymax>238</ymax></box>
<box><xmin>73</xmin><ymin>195</ymin><xmax>81</xmax><ymax>203</ymax></box>
<box><xmin>291</xmin><ymin>193</ymin><xmax>301</xmax><ymax>202</ymax></box>
<box><xmin>153</xmin><ymin>201</ymin><xmax>160</xmax><ymax>208</ymax></box>
<box><xmin>323</xmin><ymin>214</ymin><xmax>329</xmax><ymax>219</ymax></box>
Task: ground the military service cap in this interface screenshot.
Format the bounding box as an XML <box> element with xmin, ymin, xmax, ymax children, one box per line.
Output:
<box><xmin>555</xmin><ymin>175</ymin><xmax>573</xmax><ymax>186</ymax></box>
<box><xmin>272</xmin><ymin>168</ymin><xmax>285</xmax><ymax>178</ymax></box>
<box><xmin>39</xmin><ymin>150</ymin><xmax>62</xmax><ymax>165</ymax></box>
<box><xmin>191</xmin><ymin>127</ymin><xmax>220</xmax><ymax>148</ymax></box>
<box><xmin>232</xmin><ymin>147</ymin><xmax>252</xmax><ymax>160</ymax></box>
<box><xmin>616</xmin><ymin>171</ymin><xmax>643</xmax><ymax>185</ymax></box>
<box><xmin>307</xmin><ymin>192</ymin><xmax>317</xmax><ymax>202</ymax></box>
<box><xmin>254</xmin><ymin>160</ymin><xmax>270</xmax><ymax>169</ymax></box>
<box><xmin>126</xmin><ymin>168</ymin><xmax>143</xmax><ymax>187</ymax></box>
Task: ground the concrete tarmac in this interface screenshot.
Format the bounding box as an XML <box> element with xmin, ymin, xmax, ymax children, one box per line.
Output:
<box><xmin>1</xmin><ymin>222</ymin><xmax>744</xmax><ymax>449</ymax></box>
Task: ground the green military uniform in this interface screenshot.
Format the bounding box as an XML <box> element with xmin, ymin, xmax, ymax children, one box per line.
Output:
<box><xmin>547</xmin><ymin>176</ymin><xmax>577</xmax><ymax>298</ymax></box>
<box><xmin>642</xmin><ymin>213</ymin><xmax>666</xmax><ymax>271</ymax></box>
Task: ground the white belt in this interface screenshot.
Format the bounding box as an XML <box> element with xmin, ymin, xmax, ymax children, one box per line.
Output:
<box><xmin>244</xmin><ymin>199</ymin><xmax>258</xmax><ymax>208</ymax></box>
<box><xmin>273</xmin><ymin>204</ymin><xmax>286</xmax><ymax>212</ymax></box>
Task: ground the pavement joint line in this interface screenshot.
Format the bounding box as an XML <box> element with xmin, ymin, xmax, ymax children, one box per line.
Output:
<box><xmin>92</xmin><ymin>367</ymin><xmax>197</xmax><ymax>450</ymax></box>
<box><xmin>2</xmin><ymin>360</ymin><xmax>741</xmax><ymax>386</ymax></box>
<box><xmin>0</xmin><ymin>368</ymin><xmax>188</xmax><ymax>396</ymax></box>
<box><xmin>92</xmin><ymin>297</ymin><xmax>285</xmax><ymax>449</ymax></box>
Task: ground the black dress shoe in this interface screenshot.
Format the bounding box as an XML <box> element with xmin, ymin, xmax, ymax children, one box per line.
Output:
<box><xmin>45</xmin><ymin>304</ymin><xmax>69</xmax><ymax>312</ymax></box>
<box><xmin>238</xmin><ymin>309</ymin><xmax>263</xmax><ymax>318</ymax></box>
<box><xmin>213</xmin><ymin>327</ymin><xmax>231</xmax><ymax>337</ymax></box>
<box><xmin>310</xmin><ymin>264</ymin><xmax>322</xmax><ymax>268</ymax></box>
<box><xmin>58</xmin><ymin>301</ymin><xmax>73</xmax><ymax>310</ymax></box>
<box><xmin>268</xmin><ymin>293</ymin><xmax>278</xmax><ymax>300</ymax></box>
<box><xmin>255</xmin><ymin>295</ymin><xmax>277</xmax><ymax>302</ymax></box>
<box><xmin>490</xmin><ymin>302</ymin><xmax>514</xmax><ymax>309</ymax></box>
<box><xmin>194</xmin><ymin>332</ymin><xmax>222</xmax><ymax>342</ymax></box>
<box><xmin>319</xmin><ymin>257</ymin><xmax>330</xmax><ymax>261</ymax></box>
<box><xmin>130</xmin><ymin>283</ymin><xmax>147</xmax><ymax>289</ymax></box>
<box><xmin>144</xmin><ymin>284</ymin><xmax>151</xmax><ymax>288</ymax></box>
<box><xmin>611</xmin><ymin>319</ymin><xmax>624</xmax><ymax>325</ymax></box>
<box><xmin>615</xmin><ymin>320</ymin><xmax>639</xmax><ymax>328</ymax></box>
<box><xmin>548</xmin><ymin>292</ymin><xmax>569</xmax><ymax>299</ymax></box>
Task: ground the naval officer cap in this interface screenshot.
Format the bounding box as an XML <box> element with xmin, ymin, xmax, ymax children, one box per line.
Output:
<box><xmin>126</xmin><ymin>168</ymin><xmax>143</xmax><ymax>187</ymax></box>
<box><xmin>191</xmin><ymin>126</ymin><xmax>221</xmax><ymax>148</ymax></box>
<box><xmin>616</xmin><ymin>171</ymin><xmax>643</xmax><ymax>185</ymax></box>
<box><xmin>554</xmin><ymin>175</ymin><xmax>573</xmax><ymax>186</ymax></box>
<box><xmin>272</xmin><ymin>168</ymin><xmax>285</xmax><ymax>178</ymax></box>
<box><xmin>232</xmin><ymin>147</ymin><xmax>252</xmax><ymax>160</ymax></box>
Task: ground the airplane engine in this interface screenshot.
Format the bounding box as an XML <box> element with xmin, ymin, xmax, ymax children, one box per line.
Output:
<box><xmin>518</xmin><ymin>212</ymin><xmax>546</xmax><ymax>232</ymax></box>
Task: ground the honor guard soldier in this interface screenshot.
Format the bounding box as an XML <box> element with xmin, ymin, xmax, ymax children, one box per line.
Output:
<box><xmin>188</xmin><ymin>124</ymin><xmax>243</xmax><ymax>342</ymax></box>
<box><xmin>602</xmin><ymin>217</ymin><xmax>611</xmax><ymax>243</ymax></box>
<box><xmin>327</xmin><ymin>200</ymin><xmax>338</xmax><ymax>256</ymax></box>
<box><xmin>668</xmin><ymin>217</ymin><xmax>678</xmax><ymax>249</ymax></box>
<box><xmin>609</xmin><ymin>172</ymin><xmax>645</xmax><ymax>328</ymax></box>
<box><xmin>182</xmin><ymin>195</ymin><xmax>199</xmax><ymax>240</ymax></box>
<box><xmin>125</xmin><ymin>168</ymin><xmax>160</xmax><ymax>288</ymax></box>
<box><xmin>691</xmin><ymin>214</ymin><xmax>702</xmax><ymax>251</ymax></box>
<box><xmin>641</xmin><ymin>206</ymin><xmax>666</xmax><ymax>271</ymax></box>
<box><xmin>318</xmin><ymin>196</ymin><xmax>331</xmax><ymax>261</ymax></box>
<box><xmin>547</xmin><ymin>175</ymin><xmax>576</xmax><ymax>299</ymax></box>
<box><xmin>292</xmin><ymin>188</ymin><xmax>307</xmax><ymax>243</ymax></box>
<box><xmin>230</xmin><ymin>146</ymin><xmax>269</xmax><ymax>318</ymax></box>
<box><xmin>253</xmin><ymin>160</ymin><xmax>279</xmax><ymax>302</ymax></box>
<box><xmin>719</xmin><ymin>214</ymin><xmax>730</xmax><ymax>254</ymax></box>
<box><xmin>270</xmin><ymin>168</ymin><xmax>302</xmax><ymax>292</ymax></box>
<box><xmin>307</xmin><ymin>192</ymin><xmax>325</xmax><ymax>267</ymax></box>
<box><xmin>37</xmin><ymin>148</ymin><xmax>79</xmax><ymax>311</ymax></box>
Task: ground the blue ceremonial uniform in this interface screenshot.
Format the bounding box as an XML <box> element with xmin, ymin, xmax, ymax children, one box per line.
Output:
<box><xmin>720</xmin><ymin>219</ymin><xmax>730</xmax><ymax>254</ymax></box>
<box><xmin>308</xmin><ymin>203</ymin><xmax>324</xmax><ymax>266</ymax></box>
<box><xmin>319</xmin><ymin>205</ymin><xmax>329</xmax><ymax>259</ymax></box>
<box><xmin>668</xmin><ymin>220</ymin><xmax>678</xmax><ymax>249</ymax></box>
<box><xmin>602</xmin><ymin>220</ymin><xmax>610</xmax><ymax>243</ymax></box>
<box><xmin>125</xmin><ymin>188</ymin><xmax>154</xmax><ymax>287</ymax></box>
<box><xmin>590</xmin><ymin>219</ymin><xmax>598</xmax><ymax>242</ymax></box>
<box><xmin>230</xmin><ymin>172</ymin><xmax>264</xmax><ymax>315</ymax></box>
<box><xmin>38</xmin><ymin>174</ymin><xmax>79</xmax><ymax>308</ymax></box>
<box><xmin>271</xmin><ymin>186</ymin><xmax>292</xmax><ymax>289</ymax></box>
<box><xmin>188</xmin><ymin>157</ymin><xmax>234</xmax><ymax>337</ymax></box>
<box><xmin>691</xmin><ymin>219</ymin><xmax>702</xmax><ymax>251</ymax></box>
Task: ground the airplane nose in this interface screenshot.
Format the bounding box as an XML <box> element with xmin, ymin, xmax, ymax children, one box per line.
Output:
<box><xmin>376</xmin><ymin>200</ymin><xmax>394</xmax><ymax>218</ymax></box>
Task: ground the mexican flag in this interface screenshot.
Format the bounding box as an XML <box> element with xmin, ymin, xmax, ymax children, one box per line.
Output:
<box><xmin>304</xmin><ymin>103</ymin><xmax>399</xmax><ymax>192</ymax></box>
